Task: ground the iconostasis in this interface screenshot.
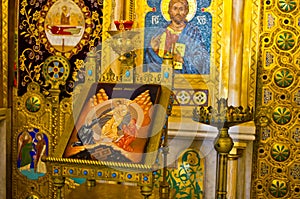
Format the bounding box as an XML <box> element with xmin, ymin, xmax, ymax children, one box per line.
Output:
<box><xmin>11</xmin><ymin>0</ymin><xmax>257</xmax><ymax>198</ymax></box>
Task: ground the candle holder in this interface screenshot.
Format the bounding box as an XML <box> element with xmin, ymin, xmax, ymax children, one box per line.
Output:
<box><xmin>106</xmin><ymin>24</ymin><xmax>138</xmax><ymax>82</ymax></box>
<box><xmin>192</xmin><ymin>98</ymin><xmax>253</xmax><ymax>199</ymax></box>
<box><xmin>107</xmin><ymin>29</ymin><xmax>138</xmax><ymax>61</ymax></box>
<box><xmin>114</xmin><ymin>20</ymin><xmax>134</xmax><ymax>31</ymax></box>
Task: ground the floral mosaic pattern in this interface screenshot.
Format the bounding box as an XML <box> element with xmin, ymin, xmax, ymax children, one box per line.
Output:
<box><xmin>271</xmin><ymin>143</ymin><xmax>290</xmax><ymax>162</ymax></box>
<box><xmin>276</xmin><ymin>32</ymin><xmax>295</xmax><ymax>50</ymax></box>
<box><xmin>176</xmin><ymin>90</ymin><xmax>191</xmax><ymax>105</ymax></box>
<box><xmin>193</xmin><ymin>91</ymin><xmax>207</xmax><ymax>105</ymax></box>
<box><xmin>269</xmin><ymin>179</ymin><xmax>288</xmax><ymax>197</ymax></box>
<box><xmin>174</xmin><ymin>89</ymin><xmax>208</xmax><ymax>106</ymax></box>
<box><xmin>42</xmin><ymin>56</ymin><xmax>70</xmax><ymax>84</ymax></box>
<box><xmin>274</xmin><ymin>69</ymin><xmax>293</xmax><ymax>88</ymax></box>
<box><xmin>25</xmin><ymin>97</ymin><xmax>41</xmax><ymax>112</ymax></box>
<box><xmin>278</xmin><ymin>0</ymin><xmax>297</xmax><ymax>12</ymax></box>
<box><xmin>254</xmin><ymin>0</ymin><xmax>300</xmax><ymax>198</ymax></box>
<box><xmin>273</xmin><ymin>107</ymin><xmax>292</xmax><ymax>125</ymax></box>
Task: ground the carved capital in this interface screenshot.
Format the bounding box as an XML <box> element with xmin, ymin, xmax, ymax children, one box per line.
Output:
<box><xmin>228</xmin><ymin>142</ymin><xmax>247</xmax><ymax>160</ymax></box>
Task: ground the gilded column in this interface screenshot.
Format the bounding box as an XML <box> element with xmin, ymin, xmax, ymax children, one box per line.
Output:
<box><xmin>0</xmin><ymin>0</ymin><xmax>10</xmax><ymax>198</ymax></box>
<box><xmin>1</xmin><ymin>0</ymin><xmax>9</xmax><ymax>108</ymax></box>
<box><xmin>115</xmin><ymin>0</ymin><xmax>134</xmax><ymax>21</ymax></box>
<box><xmin>228</xmin><ymin>0</ymin><xmax>245</xmax><ymax>106</ymax></box>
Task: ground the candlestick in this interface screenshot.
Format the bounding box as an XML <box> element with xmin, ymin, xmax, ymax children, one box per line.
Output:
<box><xmin>193</xmin><ymin>98</ymin><xmax>253</xmax><ymax>198</ymax></box>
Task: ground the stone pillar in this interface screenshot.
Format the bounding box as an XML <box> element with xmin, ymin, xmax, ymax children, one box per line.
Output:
<box><xmin>227</xmin><ymin>157</ymin><xmax>238</xmax><ymax>198</ymax></box>
<box><xmin>228</xmin><ymin>0</ymin><xmax>245</xmax><ymax>107</ymax></box>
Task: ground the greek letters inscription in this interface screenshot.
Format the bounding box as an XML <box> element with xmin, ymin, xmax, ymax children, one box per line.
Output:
<box><xmin>197</xmin><ymin>15</ymin><xmax>207</xmax><ymax>25</ymax></box>
<box><xmin>152</xmin><ymin>15</ymin><xmax>160</xmax><ymax>25</ymax></box>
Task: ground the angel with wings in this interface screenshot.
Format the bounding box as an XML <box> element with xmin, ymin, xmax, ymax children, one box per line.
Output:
<box><xmin>18</xmin><ymin>131</ymin><xmax>33</xmax><ymax>171</ymax></box>
<box><xmin>33</xmin><ymin>133</ymin><xmax>47</xmax><ymax>173</ymax></box>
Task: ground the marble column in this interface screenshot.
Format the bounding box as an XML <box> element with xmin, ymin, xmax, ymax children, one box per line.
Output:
<box><xmin>226</xmin><ymin>1</ymin><xmax>247</xmax><ymax>197</ymax></box>
<box><xmin>227</xmin><ymin>142</ymin><xmax>247</xmax><ymax>199</ymax></box>
<box><xmin>227</xmin><ymin>155</ymin><xmax>238</xmax><ymax>198</ymax></box>
<box><xmin>228</xmin><ymin>0</ymin><xmax>245</xmax><ymax>107</ymax></box>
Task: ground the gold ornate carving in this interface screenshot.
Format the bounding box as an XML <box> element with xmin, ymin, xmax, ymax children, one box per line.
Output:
<box><xmin>247</xmin><ymin>0</ymin><xmax>260</xmax><ymax>107</ymax></box>
<box><xmin>59</xmin><ymin>98</ymin><xmax>73</xmax><ymax>136</ymax></box>
<box><xmin>12</xmin><ymin>0</ymin><xmax>104</xmax><ymax>198</ymax></box>
<box><xmin>101</xmin><ymin>0</ymin><xmax>115</xmax><ymax>74</ymax></box>
<box><xmin>1</xmin><ymin>0</ymin><xmax>8</xmax><ymax>107</ymax></box>
<box><xmin>44</xmin><ymin>157</ymin><xmax>152</xmax><ymax>170</ymax></box>
<box><xmin>12</xmin><ymin>82</ymin><xmax>54</xmax><ymax>198</ymax></box>
<box><xmin>251</xmin><ymin>0</ymin><xmax>300</xmax><ymax>198</ymax></box>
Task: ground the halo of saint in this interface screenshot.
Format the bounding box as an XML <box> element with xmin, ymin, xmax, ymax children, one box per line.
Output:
<box><xmin>160</xmin><ymin>0</ymin><xmax>197</xmax><ymax>22</ymax></box>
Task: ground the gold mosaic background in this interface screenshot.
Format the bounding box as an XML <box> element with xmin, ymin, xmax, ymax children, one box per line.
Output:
<box><xmin>252</xmin><ymin>0</ymin><xmax>300</xmax><ymax>198</ymax></box>
<box><xmin>8</xmin><ymin>0</ymin><xmax>300</xmax><ymax>198</ymax></box>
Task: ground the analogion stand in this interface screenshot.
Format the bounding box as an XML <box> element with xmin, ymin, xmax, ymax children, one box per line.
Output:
<box><xmin>43</xmin><ymin>83</ymin><xmax>175</xmax><ymax>199</ymax></box>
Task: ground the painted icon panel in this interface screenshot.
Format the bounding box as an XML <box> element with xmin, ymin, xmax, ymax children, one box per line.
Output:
<box><xmin>143</xmin><ymin>0</ymin><xmax>212</xmax><ymax>74</ymax></box>
<box><xmin>44</xmin><ymin>0</ymin><xmax>85</xmax><ymax>52</ymax></box>
<box><xmin>63</xmin><ymin>83</ymin><xmax>163</xmax><ymax>164</ymax></box>
<box><xmin>17</xmin><ymin>128</ymin><xmax>48</xmax><ymax>180</ymax></box>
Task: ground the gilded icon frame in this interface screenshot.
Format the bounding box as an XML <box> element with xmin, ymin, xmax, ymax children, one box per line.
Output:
<box><xmin>101</xmin><ymin>0</ymin><xmax>225</xmax><ymax>116</ymax></box>
<box><xmin>101</xmin><ymin>0</ymin><xmax>257</xmax><ymax>114</ymax></box>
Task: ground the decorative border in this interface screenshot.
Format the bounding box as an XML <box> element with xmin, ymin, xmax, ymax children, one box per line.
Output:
<box><xmin>12</xmin><ymin>82</ymin><xmax>54</xmax><ymax>199</ymax></box>
<box><xmin>49</xmin><ymin>164</ymin><xmax>153</xmax><ymax>185</ymax></box>
<box><xmin>251</xmin><ymin>0</ymin><xmax>300</xmax><ymax>198</ymax></box>
<box><xmin>248</xmin><ymin>0</ymin><xmax>260</xmax><ymax>107</ymax></box>
<box><xmin>45</xmin><ymin>157</ymin><xmax>152</xmax><ymax>170</ymax></box>
<box><xmin>1</xmin><ymin>0</ymin><xmax>8</xmax><ymax>107</ymax></box>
